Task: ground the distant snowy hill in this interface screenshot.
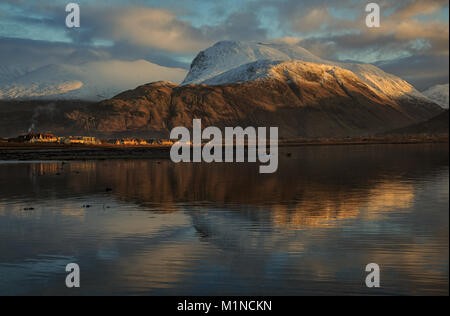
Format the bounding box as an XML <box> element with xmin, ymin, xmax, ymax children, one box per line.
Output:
<box><xmin>422</xmin><ymin>84</ymin><xmax>449</xmax><ymax>109</ymax></box>
<box><xmin>183</xmin><ymin>41</ymin><xmax>427</xmax><ymax>102</ymax></box>
<box><xmin>0</xmin><ymin>60</ymin><xmax>187</xmax><ymax>101</ymax></box>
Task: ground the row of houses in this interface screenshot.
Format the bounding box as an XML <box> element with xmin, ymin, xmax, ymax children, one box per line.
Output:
<box><xmin>10</xmin><ymin>133</ymin><xmax>59</xmax><ymax>143</ymax></box>
<box><xmin>8</xmin><ymin>133</ymin><xmax>99</xmax><ymax>145</ymax></box>
<box><xmin>6</xmin><ymin>133</ymin><xmax>175</xmax><ymax>146</ymax></box>
<box><xmin>104</xmin><ymin>139</ymin><xmax>174</xmax><ymax>146</ymax></box>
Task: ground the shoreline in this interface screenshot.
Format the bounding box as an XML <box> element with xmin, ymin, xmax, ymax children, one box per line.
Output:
<box><xmin>0</xmin><ymin>134</ymin><xmax>448</xmax><ymax>161</ymax></box>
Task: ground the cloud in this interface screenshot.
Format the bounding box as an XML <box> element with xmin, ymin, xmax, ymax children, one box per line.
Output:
<box><xmin>0</xmin><ymin>0</ymin><xmax>448</xmax><ymax>89</ymax></box>
<box><xmin>204</xmin><ymin>10</ymin><xmax>269</xmax><ymax>42</ymax></box>
<box><xmin>0</xmin><ymin>36</ymin><xmax>189</xmax><ymax>71</ymax></box>
<box><xmin>267</xmin><ymin>37</ymin><xmax>303</xmax><ymax>46</ymax></box>
<box><xmin>65</xmin><ymin>6</ymin><xmax>269</xmax><ymax>54</ymax></box>
<box><xmin>107</xmin><ymin>7</ymin><xmax>211</xmax><ymax>53</ymax></box>
<box><xmin>0</xmin><ymin>37</ymin><xmax>80</xmax><ymax>69</ymax></box>
<box><xmin>274</xmin><ymin>0</ymin><xmax>449</xmax><ymax>61</ymax></box>
<box><xmin>376</xmin><ymin>54</ymin><xmax>449</xmax><ymax>90</ymax></box>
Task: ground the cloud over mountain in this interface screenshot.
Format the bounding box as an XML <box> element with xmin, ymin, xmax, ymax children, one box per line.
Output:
<box><xmin>0</xmin><ymin>0</ymin><xmax>447</xmax><ymax>92</ymax></box>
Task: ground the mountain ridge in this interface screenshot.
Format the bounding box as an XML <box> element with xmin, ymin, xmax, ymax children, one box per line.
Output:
<box><xmin>183</xmin><ymin>41</ymin><xmax>428</xmax><ymax>103</ymax></box>
<box><xmin>61</xmin><ymin>59</ymin><xmax>441</xmax><ymax>139</ymax></box>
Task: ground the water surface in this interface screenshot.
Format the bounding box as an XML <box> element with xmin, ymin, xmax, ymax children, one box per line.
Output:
<box><xmin>0</xmin><ymin>144</ymin><xmax>448</xmax><ymax>295</ymax></box>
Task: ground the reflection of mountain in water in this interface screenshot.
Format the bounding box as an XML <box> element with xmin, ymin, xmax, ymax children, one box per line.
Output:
<box><xmin>0</xmin><ymin>144</ymin><xmax>448</xmax><ymax>295</ymax></box>
<box><xmin>0</xmin><ymin>145</ymin><xmax>447</xmax><ymax>232</ymax></box>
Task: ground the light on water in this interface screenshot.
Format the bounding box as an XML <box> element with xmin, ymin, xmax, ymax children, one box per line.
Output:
<box><xmin>0</xmin><ymin>144</ymin><xmax>448</xmax><ymax>295</ymax></box>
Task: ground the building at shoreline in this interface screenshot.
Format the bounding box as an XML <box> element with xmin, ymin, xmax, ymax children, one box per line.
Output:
<box><xmin>8</xmin><ymin>133</ymin><xmax>177</xmax><ymax>146</ymax></box>
<box><xmin>10</xmin><ymin>133</ymin><xmax>58</xmax><ymax>143</ymax></box>
<box><xmin>60</xmin><ymin>136</ymin><xmax>99</xmax><ymax>145</ymax></box>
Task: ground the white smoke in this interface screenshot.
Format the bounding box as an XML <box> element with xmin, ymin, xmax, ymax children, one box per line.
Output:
<box><xmin>28</xmin><ymin>103</ymin><xmax>56</xmax><ymax>133</ymax></box>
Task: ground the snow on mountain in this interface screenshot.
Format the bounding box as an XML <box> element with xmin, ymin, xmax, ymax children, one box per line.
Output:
<box><xmin>340</xmin><ymin>63</ymin><xmax>426</xmax><ymax>101</ymax></box>
<box><xmin>202</xmin><ymin>59</ymin><xmax>402</xmax><ymax>107</ymax></box>
<box><xmin>0</xmin><ymin>64</ymin><xmax>84</xmax><ymax>99</ymax></box>
<box><xmin>0</xmin><ymin>60</ymin><xmax>187</xmax><ymax>101</ymax></box>
<box><xmin>422</xmin><ymin>84</ymin><xmax>449</xmax><ymax>109</ymax></box>
<box><xmin>183</xmin><ymin>41</ymin><xmax>323</xmax><ymax>84</ymax></box>
<box><xmin>183</xmin><ymin>41</ymin><xmax>427</xmax><ymax>102</ymax></box>
<box><xmin>202</xmin><ymin>60</ymin><xmax>282</xmax><ymax>85</ymax></box>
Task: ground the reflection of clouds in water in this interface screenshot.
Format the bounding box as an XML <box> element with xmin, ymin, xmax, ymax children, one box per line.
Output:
<box><xmin>97</xmin><ymin>248</ymin><xmax>119</xmax><ymax>261</ymax></box>
<box><xmin>367</xmin><ymin>243</ymin><xmax>449</xmax><ymax>295</ymax></box>
<box><xmin>185</xmin><ymin>173</ymin><xmax>446</xmax><ymax>294</ymax></box>
<box><xmin>0</xmin><ymin>199</ymin><xmax>196</xmax><ymax>294</ymax></box>
<box><xmin>0</xmin><ymin>144</ymin><xmax>447</xmax><ymax>295</ymax></box>
<box><xmin>188</xmin><ymin>187</ymin><xmax>417</xmax><ymax>254</ymax></box>
<box><xmin>188</xmin><ymin>201</ymin><xmax>448</xmax><ymax>295</ymax></box>
<box><xmin>191</xmin><ymin>209</ymin><xmax>282</xmax><ymax>253</ymax></box>
<box><xmin>111</xmin><ymin>238</ymin><xmax>209</xmax><ymax>291</ymax></box>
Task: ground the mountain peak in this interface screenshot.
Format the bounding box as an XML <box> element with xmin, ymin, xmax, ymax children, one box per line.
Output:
<box><xmin>182</xmin><ymin>40</ymin><xmax>427</xmax><ymax>102</ymax></box>
<box><xmin>183</xmin><ymin>41</ymin><xmax>326</xmax><ymax>85</ymax></box>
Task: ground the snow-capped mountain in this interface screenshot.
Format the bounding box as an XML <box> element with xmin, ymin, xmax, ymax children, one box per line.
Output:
<box><xmin>0</xmin><ymin>60</ymin><xmax>187</xmax><ymax>101</ymax></box>
<box><xmin>0</xmin><ymin>51</ymin><xmax>443</xmax><ymax>139</ymax></box>
<box><xmin>42</xmin><ymin>58</ymin><xmax>439</xmax><ymax>139</ymax></box>
<box><xmin>422</xmin><ymin>84</ymin><xmax>449</xmax><ymax>109</ymax></box>
<box><xmin>183</xmin><ymin>41</ymin><xmax>427</xmax><ymax>102</ymax></box>
<box><xmin>183</xmin><ymin>41</ymin><xmax>324</xmax><ymax>84</ymax></box>
<box><xmin>0</xmin><ymin>40</ymin><xmax>433</xmax><ymax>103</ymax></box>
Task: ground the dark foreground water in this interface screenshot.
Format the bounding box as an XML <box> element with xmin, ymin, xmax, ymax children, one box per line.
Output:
<box><xmin>0</xmin><ymin>144</ymin><xmax>448</xmax><ymax>296</ymax></box>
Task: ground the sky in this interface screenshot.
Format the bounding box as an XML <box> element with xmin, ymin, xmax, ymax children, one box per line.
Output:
<box><xmin>0</xmin><ymin>0</ymin><xmax>448</xmax><ymax>90</ymax></box>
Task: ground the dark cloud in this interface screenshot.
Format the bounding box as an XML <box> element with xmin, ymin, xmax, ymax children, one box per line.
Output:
<box><xmin>376</xmin><ymin>54</ymin><xmax>449</xmax><ymax>91</ymax></box>
<box><xmin>107</xmin><ymin>41</ymin><xmax>190</xmax><ymax>69</ymax></box>
<box><xmin>0</xmin><ymin>37</ymin><xmax>76</xmax><ymax>68</ymax></box>
<box><xmin>0</xmin><ymin>37</ymin><xmax>188</xmax><ymax>70</ymax></box>
<box><xmin>203</xmin><ymin>10</ymin><xmax>268</xmax><ymax>42</ymax></box>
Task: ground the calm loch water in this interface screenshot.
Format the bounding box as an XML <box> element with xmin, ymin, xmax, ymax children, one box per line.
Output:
<box><xmin>0</xmin><ymin>144</ymin><xmax>448</xmax><ymax>295</ymax></box>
